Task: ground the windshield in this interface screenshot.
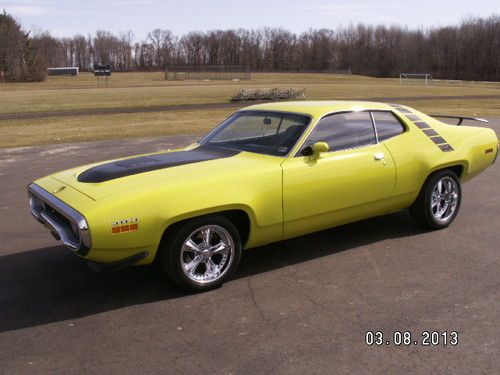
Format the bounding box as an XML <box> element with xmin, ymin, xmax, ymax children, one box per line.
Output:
<box><xmin>200</xmin><ymin>111</ymin><xmax>311</xmax><ymax>156</ymax></box>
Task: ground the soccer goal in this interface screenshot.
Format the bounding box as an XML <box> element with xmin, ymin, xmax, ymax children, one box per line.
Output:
<box><xmin>400</xmin><ymin>73</ymin><xmax>433</xmax><ymax>86</ymax></box>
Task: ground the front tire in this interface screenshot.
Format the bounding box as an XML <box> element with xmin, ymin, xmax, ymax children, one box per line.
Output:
<box><xmin>409</xmin><ymin>170</ymin><xmax>461</xmax><ymax>229</ymax></box>
<box><xmin>158</xmin><ymin>216</ymin><xmax>242</xmax><ymax>292</ymax></box>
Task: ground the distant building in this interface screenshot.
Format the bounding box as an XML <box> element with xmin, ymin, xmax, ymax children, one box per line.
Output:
<box><xmin>47</xmin><ymin>67</ymin><xmax>79</xmax><ymax>76</ymax></box>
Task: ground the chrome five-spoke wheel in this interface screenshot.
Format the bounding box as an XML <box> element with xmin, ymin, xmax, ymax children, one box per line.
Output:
<box><xmin>409</xmin><ymin>169</ymin><xmax>462</xmax><ymax>229</ymax></box>
<box><xmin>159</xmin><ymin>215</ymin><xmax>242</xmax><ymax>291</ymax></box>
<box><xmin>430</xmin><ymin>176</ymin><xmax>459</xmax><ymax>223</ymax></box>
<box><xmin>180</xmin><ymin>225</ymin><xmax>235</xmax><ymax>284</ymax></box>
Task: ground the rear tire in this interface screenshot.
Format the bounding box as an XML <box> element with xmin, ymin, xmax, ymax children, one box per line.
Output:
<box><xmin>158</xmin><ymin>215</ymin><xmax>242</xmax><ymax>292</ymax></box>
<box><xmin>409</xmin><ymin>170</ymin><xmax>461</xmax><ymax>230</ymax></box>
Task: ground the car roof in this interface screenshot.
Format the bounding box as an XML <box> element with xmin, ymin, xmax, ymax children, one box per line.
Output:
<box><xmin>239</xmin><ymin>100</ymin><xmax>397</xmax><ymax>118</ymax></box>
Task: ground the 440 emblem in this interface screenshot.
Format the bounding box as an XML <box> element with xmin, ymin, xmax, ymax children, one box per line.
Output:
<box><xmin>111</xmin><ymin>218</ymin><xmax>138</xmax><ymax>234</ymax></box>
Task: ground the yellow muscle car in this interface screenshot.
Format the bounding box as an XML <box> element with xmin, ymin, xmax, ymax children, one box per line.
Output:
<box><xmin>28</xmin><ymin>101</ymin><xmax>499</xmax><ymax>291</ymax></box>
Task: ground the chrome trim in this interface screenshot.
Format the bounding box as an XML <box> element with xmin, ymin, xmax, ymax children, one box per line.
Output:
<box><xmin>369</xmin><ymin>111</ymin><xmax>379</xmax><ymax>143</ymax></box>
<box><xmin>27</xmin><ymin>183</ymin><xmax>91</xmax><ymax>255</ymax></box>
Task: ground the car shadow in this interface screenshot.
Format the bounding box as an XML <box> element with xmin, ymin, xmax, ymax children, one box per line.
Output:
<box><xmin>0</xmin><ymin>210</ymin><xmax>423</xmax><ymax>332</ymax></box>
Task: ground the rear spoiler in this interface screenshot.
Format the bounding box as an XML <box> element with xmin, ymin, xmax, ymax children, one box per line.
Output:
<box><xmin>429</xmin><ymin>115</ymin><xmax>489</xmax><ymax>125</ymax></box>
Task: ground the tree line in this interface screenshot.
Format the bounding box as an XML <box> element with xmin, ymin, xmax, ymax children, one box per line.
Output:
<box><xmin>0</xmin><ymin>11</ymin><xmax>46</xmax><ymax>82</ymax></box>
<box><xmin>1</xmin><ymin>12</ymin><xmax>499</xmax><ymax>82</ymax></box>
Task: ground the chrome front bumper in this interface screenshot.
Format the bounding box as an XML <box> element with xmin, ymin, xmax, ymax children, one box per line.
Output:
<box><xmin>28</xmin><ymin>183</ymin><xmax>91</xmax><ymax>256</ymax></box>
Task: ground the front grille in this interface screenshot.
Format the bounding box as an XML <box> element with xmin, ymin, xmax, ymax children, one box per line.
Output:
<box><xmin>28</xmin><ymin>184</ymin><xmax>90</xmax><ymax>255</ymax></box>
<box><xmin>45</xmin><ymin>199</ymin><xmax>80</xmax><ymax>241</ymax></box>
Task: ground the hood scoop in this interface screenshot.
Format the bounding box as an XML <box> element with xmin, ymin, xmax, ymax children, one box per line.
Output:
<box><xmin>77</xmin><ymin>145</ymin><xmax>239</xmax><ymax>183</ymax></box>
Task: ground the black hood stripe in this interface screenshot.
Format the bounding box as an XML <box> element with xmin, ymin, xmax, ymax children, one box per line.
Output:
<box><xmin>77</xmin><ymin>145</ymin><xmax>240</xmax><ymax>183</ymax></box>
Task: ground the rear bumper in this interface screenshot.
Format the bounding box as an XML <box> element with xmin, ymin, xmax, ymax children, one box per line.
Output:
<box><xmin>28</xmin><ymin>183</ymin><xmax>91</xmax><ymax>256</ymax></box>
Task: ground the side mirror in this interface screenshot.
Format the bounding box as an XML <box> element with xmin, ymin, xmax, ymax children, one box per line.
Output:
<box><xmin>301</xmin><ymin>142</ymin><xmax>329</xmax><ymax>157</ymax></box>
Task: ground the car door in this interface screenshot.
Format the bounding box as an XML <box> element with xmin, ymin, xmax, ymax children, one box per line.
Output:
<box><xmin>282</xmin><ymin>111</ymin><xmax>396</xmax><ymax>239</ymax></box>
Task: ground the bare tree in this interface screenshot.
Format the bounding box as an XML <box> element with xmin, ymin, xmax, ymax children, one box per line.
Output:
<box><xmin>0</xmin><ymin>11</ymin><xmax>46</xmax><ymax>82</ymax></box>
<box><xmin>147</xmin><ymin>29</ymin><xmax>174</xmax><ymax>69</ymax></box>
<box><xmin>3</xmin><ymin>13</ymin><xmax>500</xmax><ymax>80</ymax></box>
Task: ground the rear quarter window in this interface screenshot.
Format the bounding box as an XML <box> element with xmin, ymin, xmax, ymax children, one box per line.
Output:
<box><xmin>372</xmin><ymin>111</ymin><xmax>406</xmax><ymax>141</ymax></box>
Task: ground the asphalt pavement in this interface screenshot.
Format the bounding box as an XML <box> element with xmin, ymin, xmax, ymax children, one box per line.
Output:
<box><xmin>0</xmin><ymin>123</ymin><xmax>498</xmax><ymax>374</ymax></box>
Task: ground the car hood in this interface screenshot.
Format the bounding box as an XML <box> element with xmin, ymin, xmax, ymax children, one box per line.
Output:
<box><xmin>76</xmin><ymin>145</ymin><xmax>240</xmax><ymax>183</ymax></box>
<box><xmin>48</xmin><ymin>145</ymin><xmax>280</xmax><ymax>200</ymax></box>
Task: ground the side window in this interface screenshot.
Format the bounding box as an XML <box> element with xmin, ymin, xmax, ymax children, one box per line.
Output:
<box><xmin>372</xmin><ymin>111</ymin><xmax>405</xmax><ymax>141</ymax></box>
<box><xmin>277</xmin><ymin>115</ymin><xmax>306</xmax><ymax>135</ymax></box>
<box><xmin>302</xmin><ymin>111</ymin><xmax>376</xmax><ymax>152</ymax></box>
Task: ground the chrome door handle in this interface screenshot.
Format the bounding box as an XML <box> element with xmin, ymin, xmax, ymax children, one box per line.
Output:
<box><xmin>374</xmin><ymin>152</ymin><xmax>385</xmax><ymax>161</ymax></box>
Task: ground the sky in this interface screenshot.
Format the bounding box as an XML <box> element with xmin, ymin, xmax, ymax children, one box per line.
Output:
<box><xmin>2</xmin><ymin>0</ymin><xmax>499</xmax><ymax>39</ymax></box>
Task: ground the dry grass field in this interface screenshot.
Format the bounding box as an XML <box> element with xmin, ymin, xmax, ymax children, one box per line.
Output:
<box><xmin>0</xmin><ymin>72</ymin><xmax>499</xmax><ymax>147</ymax></box>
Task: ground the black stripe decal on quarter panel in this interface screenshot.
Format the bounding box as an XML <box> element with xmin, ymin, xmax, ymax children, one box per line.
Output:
<box><xmin>423</xmin><ymin>129</ymin><xmax>439</xmax><ymax>137</ymax></box>
<box><xmin>438</xmin><ymin>144</ymin><xmax>454</xmax><ymax>152</ymax></box>
<box><xmin>397</xmin><ymin>109</ymin><xmax>413</xmax><ymax>114</ymax></box>
<box><xmin>78</xmin><ymin>145</ymin><xmax>240</xmax><ymax>183</ymax></box>
<box><xmin>390</xmin><ymin>107</ymin><xmax>455</xmax><ymax>153</ymax></box>
<box><xmin>430</xmin><ymin>136</ymin><xmax>447</xmax><ymax>145</ymax></box>
<box><xmin>414</xmin><ymin>121</ymin><xmax>431</xmax><ymax>129</ymax></box>
<box><xmin>405</xmin><ymin>113</ymin><xmax>421</xmax><ymax>121</ymax></box>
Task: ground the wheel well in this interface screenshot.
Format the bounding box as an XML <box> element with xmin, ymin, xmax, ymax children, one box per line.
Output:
<box><xmin>217</xmin><ymin>210</ymin><xmax>251</xmax><ymax>245</ymax></box>
<box><xmin>446</xmin><ymin>165</ymin><xmax>464</xmax><ymax>179</ymax></box>
<box><xmin>412</xmin><ymin>164</ymin><xmax>465</xmax><ymax>206</ymax></box>
<box><xmin>425</xmin><ymin>165</ymin><xmax>464</xmax><ymax>185</ymax></box>
<box><xmin>160</xmin><ymin>209</ymin><xmax>251</xmax><ymax>250</ymax></box>
<box><xmin>424</xmin><ymin>165</ymin><xmax>464</xmax><ymax>181</ymax></box>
